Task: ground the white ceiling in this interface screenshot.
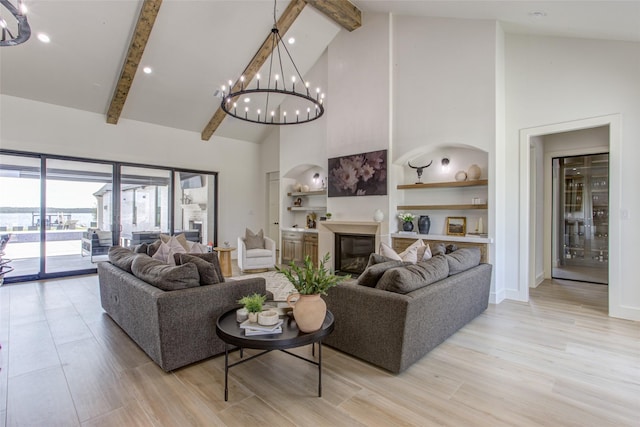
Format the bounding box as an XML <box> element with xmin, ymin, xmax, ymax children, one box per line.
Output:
<box><xmin>1</xmin><ymin>1</ymin><xmax>638</xmax><ymax>143</ymax></box>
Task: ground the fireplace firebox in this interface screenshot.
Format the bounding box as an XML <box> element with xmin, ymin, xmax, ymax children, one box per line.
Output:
<box><xmin>334</xmin><ymin>233</ymin><xmax>375</xmax><ymax>276</ymax></box>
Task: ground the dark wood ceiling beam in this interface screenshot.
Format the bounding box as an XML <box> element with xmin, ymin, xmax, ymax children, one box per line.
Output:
<box><xmin>304</xmin><ymin>0</ymin><xmax>361</xmax><ymax>32</ymax></box>
<box><xmin>106</xmin><ymin>0</ymin><xmax>162</xmax><ymax>125</ymax></box>
<box><xmin>201</xmin><ymin>0</ymin><xmax>307</xmax><ymax>141</ymax></box>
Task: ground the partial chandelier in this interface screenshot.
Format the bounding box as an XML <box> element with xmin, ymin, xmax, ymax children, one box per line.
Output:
<box><xmin>0</xmin><ymin>0</ymin><xmax>30</xmax><ymax>46</ymax></box>
<box><xmin>219</xmin><ymin>0</ymin><xmax>325</xmax><ymax>125</ymax></box>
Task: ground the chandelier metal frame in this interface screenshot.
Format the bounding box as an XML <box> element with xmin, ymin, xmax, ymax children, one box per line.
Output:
<box><xmin>220</xmin><ymin>1</ymin><xmax>325</xmax><ymax>126</ymax></box>
<box><xmin>0</xmin><ymin>0</ymin><xmax>31</xmax><ymax>47</ymax></box>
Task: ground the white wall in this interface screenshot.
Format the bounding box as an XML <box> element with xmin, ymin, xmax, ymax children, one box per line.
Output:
<box><xmin>0</xmin><ymin>94</ymin><xmax>264</xmax><ymax>256</ymax></box>
<box><xmin>506</xmin><ymin>35</ymin><xmax>640</xmax><ymax>320</ymax></box>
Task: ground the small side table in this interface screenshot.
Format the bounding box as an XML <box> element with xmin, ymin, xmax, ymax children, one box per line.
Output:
<box><xmin>214</xmin><ymin>246</ymin><xmax>236</xmax><ymax>277</ymax></box>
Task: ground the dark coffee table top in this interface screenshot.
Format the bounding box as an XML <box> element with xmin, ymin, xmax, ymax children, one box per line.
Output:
<box><xmin>216</xmin><ymin>309</ymin><xmax>334</xmax><ymax>350</ymax></box>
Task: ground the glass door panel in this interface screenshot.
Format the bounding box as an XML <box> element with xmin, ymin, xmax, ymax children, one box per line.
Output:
<box><xmin>0</xmin><ymin>154</ymin><xmax>41</xmax><ymax>282</ymax></box>
<box><xmin>45</xmin><ymin>159</ymin><xmax>113</xmax><ymax>274</ymax></box>
<box><xmin>173</xmin><ymin>171</ymin><xmax>216</xmax><ymax>245</ymax></box>
<box><xmin>119</xmin><ymin>166</ymin><xmax>170</xmax><ymax>247</ymax></box>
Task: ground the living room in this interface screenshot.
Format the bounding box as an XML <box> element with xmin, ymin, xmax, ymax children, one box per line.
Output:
<box><xmin>1</xmin><ymin>1</ymin><xmax>639</xmax><ymax>425</ymax></box>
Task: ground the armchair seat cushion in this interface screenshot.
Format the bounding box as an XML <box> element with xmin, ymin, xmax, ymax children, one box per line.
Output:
<box><xmin>246</xmin><ymin>248</ymin><xmax>273</xmax><ymax>258</ymax></box>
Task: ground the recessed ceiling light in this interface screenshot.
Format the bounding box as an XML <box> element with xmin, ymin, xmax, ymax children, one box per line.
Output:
<box><xmin>37</xmin><ymin>33</ymin><xmax>50</xmax><ymax>43</ymax></box>
<box><xmin>142</xmin><ymin>66</ymin><xmax>152</xmax><ymax>74</ymax></box>
<box><xmin>528</xmin><ymin>11</ymin><xmax>547</xmax><ymax>18</ymax></box>
<box><xmin>288</xmin><ymin>37</ymin><xmax>295</xmax><ymax>45</ymax></box>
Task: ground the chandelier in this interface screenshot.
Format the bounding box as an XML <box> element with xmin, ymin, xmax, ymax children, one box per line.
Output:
<box><xmin>219</xmin><ymin>0</ymin><xmax>325</xmax><ymax>125</ymax></box>
<box><xmin>0</xmin><ymin>0</ymin><xmax>30</xmax><ymax>46</ymax></box>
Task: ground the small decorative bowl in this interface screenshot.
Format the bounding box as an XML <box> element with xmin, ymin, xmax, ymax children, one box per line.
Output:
<box><xmin>258</xmin><ymin>310</ymin><xmax>279</xmax><ymax>326</ymax></box>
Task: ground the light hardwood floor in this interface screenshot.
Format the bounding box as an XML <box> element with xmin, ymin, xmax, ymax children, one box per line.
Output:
<box><xmin>0</xmin><ymin>273</ymin><xmax>638</xmax><ymax>426</ymax></box>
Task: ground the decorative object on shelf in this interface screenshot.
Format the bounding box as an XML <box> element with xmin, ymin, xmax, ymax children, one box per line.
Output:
<box><xmin>218</xmin><ymin>0</ymin><xmax>324</xmax><ymax>125</ymax></box>
<box><xmin>0</xmin><ymin>0</ymin><xmax>31</xmax><ymax>47</ymax></box>
<box><xmin>328</xmin><ymin>149</ymin><xmax>387</xmax><ymax>197</ymax></box>
<box><xmin>312</xmin><ymin>172</ymin><xmax>321</xmax><ymax>189</ymax></box>
<box><xmin>294</xmin><ymin>197</ymin><xmax>302</xmax><ymax>207</ymax></box>
<box><xmin>441</xmin><ymin>157</ymin><xmax>450</xmax><ymax>172</ymax></box>
<box><xmin>306</xmin><ymin>212</ymin><xmax>317</xmax><ymax>229</ymax></box>
<box><xmin>237</xmin><ymin>293</ymin><xmax>267</xmax><ymax>323</ymax></box>
<box><xmin>236</xmin><ymin>308</ymin><xmax>248</xmax><ymax>322</ymax></box>
<box><xmin>408</xmin><ymin>160</ymin><xmax>433</xmax><ymax>183</ymax></box>
<box><xmin>418</xmin><ymin>215</ymin><xmax>431</xmax><ymax>234</ymax></box>
<box><xmin>277</xmin><ymin>253</ymin><xmax>348</xmax><ymax>332</ymax></box>
<box><xmin>325</xmin><ymin>212</ymin><xmax>332</xmax><ymax>220</ymax></box>
<box><xmin>398</xmin><ymin>212</ymin><xmax>415</xmax><ymax>232</ymax></box>
<box><xmin>446</xmin><ymin>217</ymin><xmax>467</xmax><ymax>236</ymax></box>
<box><xmin>467</xmin><ymin>164</ymin><xmax>481</xmax><ymax>180</ymax></box>
<box><xmin>301</xmin><ymin>184</ymin><xmax>310</xmax><ymax>192</ymax></box>
<box><xmin>294</xmin><ymin>182</ymin><xmax>302</xmax><ymax>192</ymax></box>
<box><xmin>455</xmin><ymin>170</ymin><xmax>468</xmax><ymax>182</ymax></box>
<box><xmin>373</xmin><ymin>208</ymin><xmax>384</xmax><ymax>222</ymax></box>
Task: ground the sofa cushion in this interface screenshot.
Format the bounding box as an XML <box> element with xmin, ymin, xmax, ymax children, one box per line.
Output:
<box><xmin>375</xmin><ymin>255</ymin><xmax>449</xmax><ymax>294</ymax></box>
<box><xmin>175</xmin><ymin>253</ymin><xmax>221</xmax><ymax>286</ymax></box>
<box><xmin>446</xmin><ymin>248</ymin><xmax>481</xmax><ymax>275</ymax></box>
<box><xmin>108</xmin><ymin>246</ymin><xmax>142</xmax><ymax>273</ymax></box>
<box><xmin>174</xmin><ymin>252</ymin><xmax>225</xmax><ymax>283</ymax></box>
<box><xmin>365</xmin><ymin>253</ymin><xmax>397</xmax><ymax>267</ymax></box>
<box><xmin>246</xmin><ymin>248</ymin><xmax>273</xmax><ymax>258</ymax></box>
<box><xmin>357</xmin><ymin>260</ymin><xmax>407</xmax><ymax>288</ymax></box>
<box><xmin>131</xmin><ymin>255</ymin><xmax>200</xmax><ymax>291</ymax></box>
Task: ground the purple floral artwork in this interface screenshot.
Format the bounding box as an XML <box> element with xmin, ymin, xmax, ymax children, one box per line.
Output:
<box><xmin>328</xmin><ymin>150</ymin><xmax>387</xmax><ymax>197</ymax></box>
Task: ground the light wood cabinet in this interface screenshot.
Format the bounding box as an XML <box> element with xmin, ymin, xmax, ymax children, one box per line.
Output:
<box><xmin>281</xmin><ymin>231</ymin><xmax>318</xmax><ymax>265</ymax></box>
<box><xmin>303</xmin><ymin>233</ymin><xmax>318</xmax><ymax>266</ymax></box>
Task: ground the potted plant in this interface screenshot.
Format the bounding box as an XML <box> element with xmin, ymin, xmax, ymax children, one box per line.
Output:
<box><xmin>398</xmin><ymin>212</ymin><xmax>415</xmax><ymax>232</ymax></box>
<box><xmin>276</xmin><ymin>253</ymin><xmax>348</xmax><ymax>332</ymax></box>
<box><xmin>325</xmin><ymin>212</ymin><xmax>332</xmax><ymax>220</ymax></box>
<box><xmin>238</xmin><ymin>293</ymin><xmax>267</xmax><ymax>323</ymax></box>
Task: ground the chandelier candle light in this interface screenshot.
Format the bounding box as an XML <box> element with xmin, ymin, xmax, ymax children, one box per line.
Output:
<box><xmin>0</xmin><ymin>0</ymin><xmax>30</xmax><ymax>46</ymax></box>
<box><xmin>219</xmin><ymin>0</ymin><xmax>325</xmax><ymax>125</ymax></box>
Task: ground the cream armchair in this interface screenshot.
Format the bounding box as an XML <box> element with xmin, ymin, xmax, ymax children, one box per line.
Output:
<box><xmin>237</xmin><ymin>235</ymin><xmax>276</xmax><ymax>273</ymax></box>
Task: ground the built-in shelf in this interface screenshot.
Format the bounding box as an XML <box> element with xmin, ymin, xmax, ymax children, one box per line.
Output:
<box><xmin>397</xmin><ymin>204</ymin><xmax>488</xmax><ymax>210</ymax></box>
<box><xmin>287</xmin><ymin>190</ymin><xmax>326</xmax><ymax>196</ymax></box>
<box><xmin>397</xmin><ymin>179</ymin><xmax>488</xmax><ymax>190</ymax></box>
<box><xmin>287</xmin><ymin>206</ymin><xmax>326</xmax><ymax>211</ymax></box>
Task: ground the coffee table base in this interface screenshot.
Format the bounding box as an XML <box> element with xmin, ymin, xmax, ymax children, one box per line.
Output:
<box><xmin>224</xmin><ymin>343</ymin><xmax>322</xmax><ymax>401</ymax></box>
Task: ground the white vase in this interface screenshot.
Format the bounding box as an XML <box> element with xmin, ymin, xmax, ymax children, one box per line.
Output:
<box><xmin>468</xmin><ymin>164</ymin><xmax>481</xmax><ymax>180</ymax></box>
<box><xmin>455</xmin><ymin>170</ymin><xmax>467</xmax><ymax>181</ymax></box>
<box><xmin>373</xmin><ymin>209</ymin><xmax>384</xmax><ymax>222</ymax></box>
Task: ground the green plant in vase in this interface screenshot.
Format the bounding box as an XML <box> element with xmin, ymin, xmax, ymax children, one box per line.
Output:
<box><xmin>238</xmin><ymin>293</ymin><xmax>266</xmax><ymax>322</ymax></box>
<box><xmin>276</xmin><ymin>253</ymin><xmax>349</xmax><ymax>332</ymax></box>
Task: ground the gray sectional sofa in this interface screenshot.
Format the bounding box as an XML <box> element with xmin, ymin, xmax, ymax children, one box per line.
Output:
<box><xmin>323</xmin><ymin>248</ymin><xmax>492</xmax><ymax>374</ymax></box>
<box><xmin>98</xmin><ymin>246</ymin><xmax>267</xmax><ymax>371</ymax></box>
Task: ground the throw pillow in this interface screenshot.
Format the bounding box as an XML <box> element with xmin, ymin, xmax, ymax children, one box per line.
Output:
<box><xmin>152</xmin><ymin>241</ymin><xmax>172</xmax><ymax>264</ymax></box>
<box><xmin>108</xmin><ymin>246</ymin><xmax>142</xmax><ymax>273</ymax></box>
<box><xmin>417</xmin><ymin>244</ymin><xmax>432</xmax><ymax>261</ymax></box>
<box><xmin>175</xmin><ymin>253</ymin><xmax>221</xmax><ymax>286</ymax></box>
<box><xmin>245</xmin><ymin>228</ymin><xmax>265</xmax><ymax>250</ymax></box>
<box><xmin>131</xmin><ymin>256</ymin><xmax>200</xmax><ymax>291</ymax></box>
<box><xmin>365</xmin><ymin>253</ymin><xmax>397</xmax><ymax>268</ymax></box>
<box><xmin>431</xmin><ymin>242</ymin><xmax>446</xmax><ymax>256</ymax></box>
<box><xmin>446</xmin><ymin>247</ymin><xmax>481</xmax><ymax>275</ymax></box>
<box><xmin>186</xmin><ymin>240</ymin><xmax>208</xmax><ymax>254</ymax></box>
<box><xmin>376</xmin><ymin>255</ymin><xmax>449</xmax><ymax>294</ymax></box>
<box><xmin>147</xmin><ymin>239</ymin><xmax>162</xmax><ymax>257</ymax></box>
<box><xmin>152</xmin><ymin>235</ymin><xmax>187</xmax><ymax>265</ymax></box>
<box><xmin>357</xmin><ymin>260</ymin><xmax>406</xmax><ymax>287</ymax></box>
<box><xmin>380</xmin><ymin>240</ymin><xmax>424</xmax><ymax>264</ymax></box>
<box><xmin>173</xmin><ymin>252</ymin><xmax>225</xmax><ymax>283</ymax></box>
<box><xmin>174</xmin><ymin>233</ymin><xmax>190</xmax><ymax>251</ymax></box>
<box><xmin>133</xmin><ymin>243</ymin><xmax>148</xmax><ymax>254</ymax></box>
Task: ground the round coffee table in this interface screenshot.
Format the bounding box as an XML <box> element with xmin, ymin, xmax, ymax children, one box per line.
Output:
<box><xmin>216</xmin><ymin>308</ymin><xmax>334</xmax><ymax>401</ymax></box>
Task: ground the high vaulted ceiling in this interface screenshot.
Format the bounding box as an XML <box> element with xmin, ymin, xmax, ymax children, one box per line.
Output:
<box><xmin>1</xmin><ymin>1</ymin><xmax>638</xmax><ymax>144</ymax></box>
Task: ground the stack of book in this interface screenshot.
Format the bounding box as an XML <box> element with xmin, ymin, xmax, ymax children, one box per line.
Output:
<box><xmin>239</xmin><ymin>318</ymin><xmax>284</xmax><ymax>336</ymax></box>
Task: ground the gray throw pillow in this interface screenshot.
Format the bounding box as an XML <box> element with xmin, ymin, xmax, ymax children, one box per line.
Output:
<box><xmin>147</xmin><ymin>239</ymin><xmax>162</xmax><ymax>257</ymax></box>
<box><xmin>357</xmin><ymin>260</ymin><xmax>406</xmax><ymax>287</ymax></box>
<box><xmin>131</xmin><ymin>256</ymin><xmax>200</xmax><ymax>291</ymax></box>
<box><xmin>446</xmin><ymin>248</ymin><xmax>481</xmax><ymax>275</ymax></box>
<box><xmin>133</xmin><ymin>243</ymin><xmax>148</xmax><ymax>254</ymax></box>
<box><xmin>108</xmin><ymin>246</ymin><xmax>143</xmax><ymax>273</ymax></box>
<box><xmin>173</xmin><ymin>252</ymin><xmax>225</xmax><ymax>283</ymax></box>
<box><xmin>175</xmin><ymin>253</ymin><xmax>221</xmax><ymax>286</ymax></box>
<box><xmin>376</xmin><ymin>255</ymin><xmax>449</xmax><ymax>294</ymax></box>
<box><xmin>245</xmin><ymin>228</ymin><xmax>265</xmax><ymax>250</ymax></box>
<box><xmin>431</xmin><ymin>243</ymin><xmax>446</xmax><ymax>256</ymax></box>
<box><xmin>365</xmin><ymin>253</ymin><xmax>397</xmax><ymax>268</ymax></box>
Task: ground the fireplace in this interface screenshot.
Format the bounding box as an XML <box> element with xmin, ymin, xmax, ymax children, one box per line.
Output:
<box><xmin>335</xmin><ymin>233</ymin><xmax>375</xmax><ymax>276</ymax></box>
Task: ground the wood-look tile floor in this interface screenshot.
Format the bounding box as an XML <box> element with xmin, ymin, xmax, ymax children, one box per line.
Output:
<box><xmin>0</xmin><ymin>275</ymin><xmax>638</xmax><ymax>426</ymax></box>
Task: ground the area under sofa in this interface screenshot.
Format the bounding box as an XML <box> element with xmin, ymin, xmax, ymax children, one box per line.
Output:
<box><xmin>323</xmin><ymin>250</ymin><xmax>492</xmax><ymax>374</ymax></box>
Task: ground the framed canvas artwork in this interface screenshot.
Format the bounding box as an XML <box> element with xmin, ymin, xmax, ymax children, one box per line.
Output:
<box><xmin>327</xmin><ymin>149</ymin><xmax>387</xmax><ymax>197</ymax></box>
